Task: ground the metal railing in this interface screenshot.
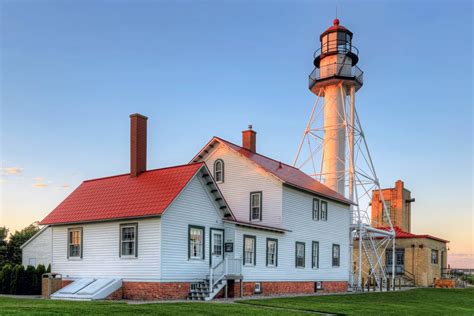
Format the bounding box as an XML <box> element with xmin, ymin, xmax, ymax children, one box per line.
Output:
<box><xmin>309</xmin><ymin>63</ymin><xmax>364</xmax><ymax>88</ymax></box>
<box><xmin>314</xmin><ymin>40</ymin><xmax>359</xmax><ymax>59</ymax></box>
<box><xmin>209</xmin><ymin>257</ymin><xmax>242</xmax><ymax>290</ymax></box>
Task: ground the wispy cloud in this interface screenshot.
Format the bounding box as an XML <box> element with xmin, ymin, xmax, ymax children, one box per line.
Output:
<box><xmin>3</xmin><ymin>167</ymin><xmax>22</xmax><ymax>175</ymax></box>
<box><xmin>32</xmin><ymin>182</ymin><xmax>48</xmax><ymax>188</ymax></box>
<box><xmin>33</xmin><ymin>177</ymin><xmax>44</xmax><ymax>182</ymax></box>
<box><xmin>61</xmin><ymin>184</ymin><xmax>70</xmax><ymax>189</ymax></box>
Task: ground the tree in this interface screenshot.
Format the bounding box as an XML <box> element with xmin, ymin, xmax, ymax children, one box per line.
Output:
<box><xmin>0</xmin><ymin>264</ymin><xmax>13</xmax><ymax>294</ymax></box>
<box><xmin>6</xmin><ymin>223</ymin><xmax>40</xmax><ymax>265</ymax></box>
<box><xmin>0</xmin><ymin>227</ymin><xmax>8</xmax><ymax>267</ymax></box>
<box><xmin>25</xmin><ymin>265</ymin><xmax>38</xmax><ymax>295</ymax></box>
<box><xmin>35</xmin><ymin>264</ymin><xmax>46</xmax><ymax>294</ymax></box>
<box><xmin>10</xmin><ymin>264</ymin><xmax>26</xmax><ymax>294</ymax></box>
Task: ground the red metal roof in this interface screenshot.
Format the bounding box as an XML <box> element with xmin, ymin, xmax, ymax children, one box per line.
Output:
<box><xmin>40</xmin><ymin>163</ymin><xmax>204</xmax><ymax>225</ymax></box>
<box><xmin>377</xmin><ymin>226</ymin><xmax>449</xmax><ymax>243</ymax></box>
<box><xmin>193</xmin><ymin>137</ymin><xmax>353</xmax><ymax>205</ymax></box>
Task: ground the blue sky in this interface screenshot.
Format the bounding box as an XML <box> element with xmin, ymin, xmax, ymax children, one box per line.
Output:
<box><xmin>1</xmin><ymin>1</ymin><xmax>472</xmax><ymax>265</ymax></box>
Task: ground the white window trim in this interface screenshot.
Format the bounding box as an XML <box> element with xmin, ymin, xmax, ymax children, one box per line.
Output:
<box><xmin>250</xmin><ymin>192</ymin><xmax>262</xmax><ymax>222</ymax></box>
<box><xmin>120</xmin><ymin>223</ymin><xmax>138</xmax><ymax>259</ymax></box>
<box><xmin>332</xmin><ymin>244</ymin><xmax>340</xmax><ymax>267</ymax></box>
<box><xmin>312</xmin><ymin>241</ymin><xmax>319</xmax><ymax>269</ymax></box>
<box><xmin>244</xmin><ymin>235</ymin><xmax>256</xmax><ymax>266</ymax></box>
<box><xmin>295</xmin><ymin>242</ymin><xmax>305</xmax><ymax>268</ymax></box>
<box><xmin>189</xmin><ymin>225</ymin><xmax>205</xmax><ymax>260</ymax></box>
<box><xmin>320</xmin><ymin>201</ymin><xmax>328</xmax><ymax>221</ymax></box>
<box><xmin>266</xmin><ymin>238</ymin><xmax>278</xmax><ymax>267</ymax></box>
<box><xmin>214</xmin><ymin>159</ymin><xmax>224</xmax><ymax>183</ymax></box>
<box><xmin>68</xmin><ymin>227</ymin><xmax>82</xmax><ymax>260</ymax></box>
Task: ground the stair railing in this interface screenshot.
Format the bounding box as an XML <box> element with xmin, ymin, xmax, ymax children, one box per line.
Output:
<box><xmin>210</xmin><ymin>259</ymin><xmax>226</xmax><ymax>290</ymax></box>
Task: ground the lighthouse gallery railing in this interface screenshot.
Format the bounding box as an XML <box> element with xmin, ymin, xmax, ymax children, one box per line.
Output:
<box><xmin>309</xmin><ymin>63</ymin><xmax>364</xmax><ymax>89</ymax></box>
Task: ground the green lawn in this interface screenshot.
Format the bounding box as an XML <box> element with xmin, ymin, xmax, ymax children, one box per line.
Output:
<box><xmin>238</xmin><ymin>288</ymin><xmax>474</xmax><ymax>315</ymax></box>
<box><xmin>0</xmin><ymin>288</ymin><xmax>473</xmax><ymax>315</ymax></box>
<box><xmin>0</xmin><ymin>296</ymin><xmax>300</xmax><ymax>316</ymax></box>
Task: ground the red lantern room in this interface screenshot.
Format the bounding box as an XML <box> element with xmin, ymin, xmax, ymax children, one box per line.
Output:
<box><xmin>309</xmin><ymin>19</ymin><xmax>363</xmax><ymax>95</ymax></box>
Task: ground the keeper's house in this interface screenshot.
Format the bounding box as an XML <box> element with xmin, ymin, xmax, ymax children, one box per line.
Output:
<box><xmin>22</xmin><ymin>114</ymin><xmax>353</xmax><ymax>300</ymax></box>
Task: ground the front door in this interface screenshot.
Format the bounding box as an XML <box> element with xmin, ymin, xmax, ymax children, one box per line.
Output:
<box><xmin>210</xmin><ymin>229</ymin><xmax>224</xmax><ymax>266</ymax></box>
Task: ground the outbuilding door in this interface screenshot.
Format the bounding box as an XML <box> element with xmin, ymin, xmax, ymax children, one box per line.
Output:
<box><xmin>210</xmin><ymin>229</ymin><xmax>224</xmax><ymax>266</ymax></box>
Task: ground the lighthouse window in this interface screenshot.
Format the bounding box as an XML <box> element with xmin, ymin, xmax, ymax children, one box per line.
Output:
<box><xmin>214</xmin><ymin>159</ymin><xmax>224</xmax><ymax>183</ymax></box>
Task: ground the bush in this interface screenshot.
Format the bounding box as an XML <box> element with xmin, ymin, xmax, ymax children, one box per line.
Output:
<box><xmin>36</xmin><ymin>264</ymin><xmax>46</xmax><ymax>294</ymax></box>
<box><xmin>0</xmin><ymin>264</ymin><xmax>46</xmax><ymax>295</ymax></box>
<box><xmin>10</xmin><ymin>264</ymin><xmax>26</xmax><ymax>294</ymax></box>
<box><xmin>46</xmin><ymin>264</ymin><xmax>51</xmax><ymax>273</ymax></box>
<box><xmin>25</xmin><ymin>265</ymin><xmax>38</xmax><ymax>295</ymax></box>
<box><xmin>0</xmin><ymin>263</ymin><xmax>13</xmax><ymax>294</ymax></box>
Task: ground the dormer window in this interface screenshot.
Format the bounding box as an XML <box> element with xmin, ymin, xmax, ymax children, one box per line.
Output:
<box><xmin>214</xmin><ymin>159</ymin><xmax>224</xmax><ymax>183</ymax></box>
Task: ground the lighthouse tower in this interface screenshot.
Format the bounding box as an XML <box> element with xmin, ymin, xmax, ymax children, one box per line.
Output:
<box><xmin>309</xmin><ymin>18</ymin><xmax>363</xmax><ymax>195</ymax></box>
<box><xmin>295</xmin><ymin>19</ymin><xmax>396</xmax><ymax>290</ymax></box>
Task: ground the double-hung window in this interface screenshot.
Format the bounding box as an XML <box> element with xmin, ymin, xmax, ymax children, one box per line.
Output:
<box><xmin>431</xmin><ymin>249</ymin><xmax>439</xmax><ymax>264</ymax></box>
<box><xmin>313</xmin><ymin>198</ymin><xmax>320</xmax><ymax>220</ymax></box>
<box><xmin>250</xmin><ymin>192</ymin><xmax>262</xmax><ymax>221</ymax></box>
<box><xmin>332</xmin><ymin>244</ymin><xmax>340</xmax><ymax>267</ymax></box>
<box><xmin>320</xmin><ymin>201</ymin><xmax>328</xmax><ymax>221</ymax></box>
<box><xmin>189</xmin><ymin>226</ymin><xmax>205</xmax><ymax>260</ymax></box>
<box><xmin>244</xmin><ymin>235</ymin><xmax>256</xmax><ymax>265</ymax></box>
<box><xmin>214</xmin><ymin>159</ymin><xmax>224</xmax><ymax>183</ymax></box>
<box><xmin>266</xmin><ymin>238</ymin><xmax>278</xmax><ymax>267</ymax></box>
<box><xmin>68</xmin><ymin>228</ymin><xmax>82</xmax><ymax>259</ymax></box>
<box><xmin>295</xmin><ymin>242</ymin><xmax>305</xmax><ymax>268</ymax></box>
<box><xmin>120</xmin><ymin>223</ymin><xmax>138</xmax><ymax>257</ymax></box>
<box><xmin>312</xmin><ymin>241</ymin><xmax>319</xmax><ymax>269</ymax></box>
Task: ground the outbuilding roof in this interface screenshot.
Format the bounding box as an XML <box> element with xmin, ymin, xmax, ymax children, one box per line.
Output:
<box><xmin>378</xmin><ymin>226</ymin><xmax>449</xmax><ymax>243</ymax></box>
<box><xmin>191</xmin><ymin>137</ymin><xmax>354</xmax><ymax>205</ymax></box>
<box><xmin>40</xmin><ymin>163</ymin><xmax>207</xmax><ymax>225</ymax></box>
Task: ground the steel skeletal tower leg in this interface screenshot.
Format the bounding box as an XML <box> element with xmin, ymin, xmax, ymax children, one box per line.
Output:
<box><xmin>294</xmin><ymin>84</ymin><xmax>396</xmax><ymax>290</ymax></box>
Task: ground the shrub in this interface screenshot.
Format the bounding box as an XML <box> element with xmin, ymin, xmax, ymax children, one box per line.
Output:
<box><xmin>25</xmin><ymin>265</ymin><xmax>38</xmax><ymax>295</ymax></box>
<box><xmin>36</xmin><ymin>264</ymin><xmax>46</xmax><ymax>294</ymax></box>
<box><xmin>0</xmin><ymin>263</ymin><xmax>13</xmax><ymax>294</ymax></box>
<box><xmin>46</xmin><ymin>264</ymin><xmax>51</xmax><ymax>273</ymax></box>
<box><xmin>10</xmin><ymin>264</ymin><xmax>26</xmax><ymax>294</ymax></box>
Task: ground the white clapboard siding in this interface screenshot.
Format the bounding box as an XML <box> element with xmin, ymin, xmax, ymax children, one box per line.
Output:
<box><xmin>203</xmin><ymin>144</ymin><xmax>283</xmax><ymax>227</ymax></box>
<box><xmin>22</xmin><ymin>227</ymin><xmax>52</xmax><ymax>267</ymax></box>
<box><xmin>282</xmin><ymin>186</ymin><xmax>350</xmax><ymax>281</ymax></box>
<box><xmin>228</xmin><ymin>186</ymin><xmax>350</xmax><ymax>282</ymax></box>
<box><xmin>52</xmin><ymin>218</ymin><xmax>161</xmax><ymax>280</ymax></box>
<box><xmin>160</xmin><ymin>173</ymin><xmax>225</xmax><ymax>282</ymax></box>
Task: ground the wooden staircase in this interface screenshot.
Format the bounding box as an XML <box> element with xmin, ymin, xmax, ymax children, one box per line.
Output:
<box><xmin>188</xmin><ymin>257</ymin><xmax>242</xmax><ymax>301</ymax></box>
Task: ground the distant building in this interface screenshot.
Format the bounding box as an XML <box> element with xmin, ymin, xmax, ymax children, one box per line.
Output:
<box><xmin>354</xmin><ymin>180</ymin><xmax>449</xmax><ymax>287</ymax></box>
<box><xmin>371</xmin><ymin>180</ymin><xmax>414</xmax><ymax>232</ymax></box>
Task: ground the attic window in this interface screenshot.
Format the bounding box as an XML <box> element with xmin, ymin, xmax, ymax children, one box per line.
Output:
<box><xmin>214</xmin><ymin>159</ymin><xmax>224</xmax><ymax>183</ymax></box>
<box><xmin>250</xmin><ymin>192</ymin><xmax>262</xmax><ymax>221</ymax></box>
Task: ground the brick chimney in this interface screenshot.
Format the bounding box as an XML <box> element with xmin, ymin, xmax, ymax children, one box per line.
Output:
<box><xmin>130</xmin><ymin>113</ymin><xmax>148</xmax><ymax>177</ymax></box>
<box><xmin>242</xmin><ymin>125</ymin><xmax>257</xmax><ymax>153</ymax></box>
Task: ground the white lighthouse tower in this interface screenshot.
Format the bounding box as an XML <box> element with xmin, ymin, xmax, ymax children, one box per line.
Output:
<box><xmin>309</xmin><ymin>18</ymin><xmax>362</xmax><ymax>195</ymax></box>
<box><xmin>294</xmin><ymin>19</ymin><xmax>396</xmax><ymax>290</ymax></box>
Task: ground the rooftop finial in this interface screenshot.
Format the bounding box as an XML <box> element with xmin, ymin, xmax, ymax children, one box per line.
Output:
<box><xmin>333</xmin><ymin>18</ymin><xmax>340</xmax><ymax>26</ymax></box>
<box><xmin>248</xmin><ymin>124</ymin><xmax>253</xmax><ymax>130</ymax></box>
